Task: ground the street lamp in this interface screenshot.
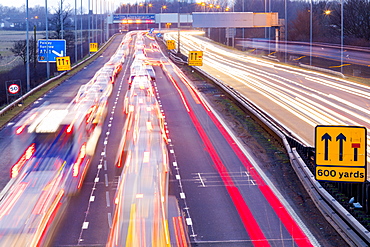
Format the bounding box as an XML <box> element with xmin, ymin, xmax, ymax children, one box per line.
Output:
<box><xmin>209</xmin><ymin>4</ymin><xmax>214</xmax><ymax>12</ymax></box>
<box><xmin>147</xmin><ymin>3</ymin><xmax>152</xmax><ymax>13</ymax></box>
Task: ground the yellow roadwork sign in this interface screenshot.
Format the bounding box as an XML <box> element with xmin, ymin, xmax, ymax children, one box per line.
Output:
<box><xmin>315</xmin><ymin>125</ymin><xmax>367</xmax><ymax>182</ymax></box>
<box><xmin>90</xmin><ymin>43</ymin><xmax>98</xmax><ymax>52</ymax></box>
<box><xmin>188</xmin><ymin>51</ymin><xmax>203</xmax><ymax>66</ymax></box>
<box><xmin>56</xmin><ymin>56</ymin><xmax>71</xmax><ymax>71</ymax></box>
<box><xmin>166</xmin><ymin>40</ymin><xmax>175</xmax><ymax>50</ymax></box>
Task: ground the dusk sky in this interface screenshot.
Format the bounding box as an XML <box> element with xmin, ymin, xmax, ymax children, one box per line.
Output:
<box><xmin>0</xmin><ymin>0</ymin><xmax>123</xmax><ymax>11</ymax></box>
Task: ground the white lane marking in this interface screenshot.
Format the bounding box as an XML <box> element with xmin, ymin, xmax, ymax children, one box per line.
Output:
<box><xmin>176</xmin><ymin>175</ymin><xmax>181</xmax><ymax>180</ymax></box>
<box><xmin>90</xmin><ymin>196</ymin><xmax>95</xmax><ymax>202</ymax></box>
<box><xmin>82</xmin><ymin>222</ymin><xmax>89</xmax><ymax>229</ymax></box>
<box><xmin>106</xmin><ymin>191</ymin><xmax>111</xmax><ymax>207</ymax></box>
<box><xmin>98</xmin><ymin>164</ymin><xmax>102</xmax><ymax>169</ymax></box>
<box><xmin>180</xmin><ymin>192</ymin><xmax>185</xmax><ymax>199</ymax></box>
<box><xmin>186</xmin><ymin>218</ymin><xmax>193</xmax><ymax>226</ymax></box>
<box><xmin>170</xmin><ymin>149</ymin><xmax>174</xmax><ymax>153</ymax></box>
<box><xmin>108</xmin><ymin>213</ymin><xmax>112</xmax><ymax>228</ymax></box>
<box><xmin>94</xmin><ymin>177</ymin><xmax>99</xmax><ymax>183</ymax></box>
<box><xmin>173</xmin><ymin>162</ymin><xmax>177</xmax><ymax>167</ymax></box>
<box><xmin>198</xmin><ymin>173</ymin><xmax>205</xmax><ymax>187</ymax></box>
<box><xmin>105</xmin><ymin>174</ymin><xmax>109</xmax><ymax>187</ymax></box>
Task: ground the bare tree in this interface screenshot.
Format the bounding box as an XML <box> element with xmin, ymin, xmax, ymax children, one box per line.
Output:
<box><xmin>10</xmin><ymin>38</ymin><xmax>37</xmax><ymax>65</ymax></box>
<box><xmin>288</xmin><ymin>6</ymin><xmax>322</xmax><ymax>42</ymax></box>
<box><xmin>331</xmin><ymin>0</ymin><xmax>370</xmax><ymax>46</ymax></box>
<box><xmin>48</xmin><ymin>0</ymin><xmax>73</xmax><ymax>39</ymax></box>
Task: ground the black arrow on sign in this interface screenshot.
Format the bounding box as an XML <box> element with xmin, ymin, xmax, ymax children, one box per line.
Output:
<box><xmin>321</xmin><ymin>133</ymin><xmax>331</xmax><ymax>160</ymax></box>
<box><xmin>336</xmin><ymin>133</ymin><xmax>346</xmax><ymax>161</ymax></box>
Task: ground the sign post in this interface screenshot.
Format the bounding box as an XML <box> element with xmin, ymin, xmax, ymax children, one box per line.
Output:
<box><xmin>38</xmin><ymin>39</ymin><xmax>66</xmax><ymax>63</ymax></box>
<box><xmin>315</xmin><ymin>125</ymin><xmax>367</xmax><ymax>182</ymax></box>
<box><xmin>5</xmin><ymin>80</ymin><xmax>22</xmax><ymax>104</ymax></box>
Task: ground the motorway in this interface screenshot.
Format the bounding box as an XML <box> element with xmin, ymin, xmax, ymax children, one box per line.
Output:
<box><xmin>0</xmin><ymin>31</ymin><xmax>353</xmax><ymax>246</ymax></box>
<box><xmin>167</xmin><ymin>31</ymin><xmax>370</xmax><ymax>175</ymax></box>
<box><xmin>238</xmin><ymin>38</ymin><xmax>370</xmax><ymax>67</ymax></box>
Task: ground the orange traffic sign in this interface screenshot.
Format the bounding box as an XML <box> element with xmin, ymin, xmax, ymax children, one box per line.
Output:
<box><xmin>90</xmin><ymin>43</ymin><xmax>98</xmax><ymax>52</ymax></box>
<box><xmin>188</xmin><ymin>51</ymin><xmax>203</xmax><ymax>66</ymax></box>
<box><xmin>315</xmin><ymin>125</ymin><xmax>367</xmax><ymax>182</ymax></box>
<box><xmin>56</xmin><ymin>56</ymin><xmax>71</xmax><ymax>71</ymax></box>
<box><xmin>166</xmin><ymin>40</ymin><xmax>175</xmax><ymax>50</ymax></box>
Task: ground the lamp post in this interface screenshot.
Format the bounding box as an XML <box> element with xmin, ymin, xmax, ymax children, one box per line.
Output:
<box><xmin>74</xmin><ymin>0</ymin><xmax>77</xmax><ymax>63</ymax></box>
<box><xmin>159</xmin><ymin>5</ymin><xmax>166</xmax><ymax>32</ymax></box>
<box><xmin>80</xmin><ymin>0</ymin><xmax>83</xmax><ymax>59</ymax></box>
<box><xmin>177</xmin><ymin>0</ymin><xmax>181</xmax><ymax>54</ymax></box>
<box><xmin>340</xmin><ymin>0</ymin><xmax>344</xmax><ymax>73</ymax></box>
<box><xmin>60</xmin><ymin>0</ymin><xmax>64</xmax><ymax>39</ymax></box>
<box><xmin>26</xmin><ymin>0</ymin><xmax>30</xmax><ymax>91</ymax></box>
<box><xmin>309</xmin><ymin>0</ymin><xmax>312</xmax><ymax>65</ymax></box>
<box><xmin>45</xmin><ymin>0</ymin><xmax>50</xmax><ymax>79</ymax></box>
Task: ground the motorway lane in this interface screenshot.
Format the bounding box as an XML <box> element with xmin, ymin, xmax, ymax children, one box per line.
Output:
<box><xmin>240</xmin><ymin>39</ymin><xmax>370</xmax><ymax>66</ymax></box>
<box><xmin>152</xmin><ymin>41</ymin><xmax>320</xmax><ymax>245</ymax></box>
<box><xmin>52</xmin><ymin>35</ymin><xmax>134</xmax><ymax>246</ymax></box>
<box><xmin>154</xmin><ymin>54</ymin><xmax>251</xmax><ymax>243</ymax></box>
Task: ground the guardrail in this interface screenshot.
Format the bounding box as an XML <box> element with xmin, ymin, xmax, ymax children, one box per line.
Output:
<box><xmin>167</xmin><ymin>50</ymin><xmax>370</xmax><ymax>246</ymax></box>
<box><xmin>0</xmin><ymin>34</ymin><xmax>117</xmax><ymax>121</ymax></box>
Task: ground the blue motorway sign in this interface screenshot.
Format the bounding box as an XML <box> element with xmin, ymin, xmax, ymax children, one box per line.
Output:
<box><xmin>38</xmin><ymin>39</ymin><xmax>66</xmax><ymax>63</ymax></box>
<box><xmin>149</xmin><ymin>28</ymin><xmax>155</xmax><ymax>34</ymax></box>
<box><xmin>112</xmin><ymin>14</ymin><xmax>155</xmax><ymax>23</ymax></box>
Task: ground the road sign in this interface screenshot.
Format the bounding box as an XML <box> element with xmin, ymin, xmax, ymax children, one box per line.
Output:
<box><xmin>56</xmin><ymin>56</ymin><xmax>71</xmax><ymax>71</ymax></box>
<box><xmin>166</xmin><ymin>40</ymin><xmax>175</xmax><ymax>50</ymax></box>
<box><xmin>38</xmin><ymin>39</ymin><xmax>66</xmax><ymax>63</ymax></box>
<box><xmin>8</xmin><ymin>84</ymin><xmax>20</xmax><ymax>94</ymax></box>
<box><xmin>188</xmin><ymin>51</ymin><xmax>203</xmax><ymax>66</ymax></box>
<box><xmin>112</xmin><ymin>14</ymin><xmax>156</xmax><ymax>24</ymax></box>
<box><xmin>149</xmin><ymin>28</ymin><xmax>154</xmax><ymax>34</ymax></box>
<box><xmin>90</xmin><ymin>43</ymin><xmax>98</xmax><ymax>52</ymax></box>
<box><xmin>315</xmin><ymin>125</ymin><xmax>367</xmax><ymax>182</ymax></box>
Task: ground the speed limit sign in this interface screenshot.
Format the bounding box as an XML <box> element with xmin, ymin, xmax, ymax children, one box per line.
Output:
<box><xmin>8</xmin><ymin>84</ymin><xmax>20</xmax><ymax>94</ymax></box>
